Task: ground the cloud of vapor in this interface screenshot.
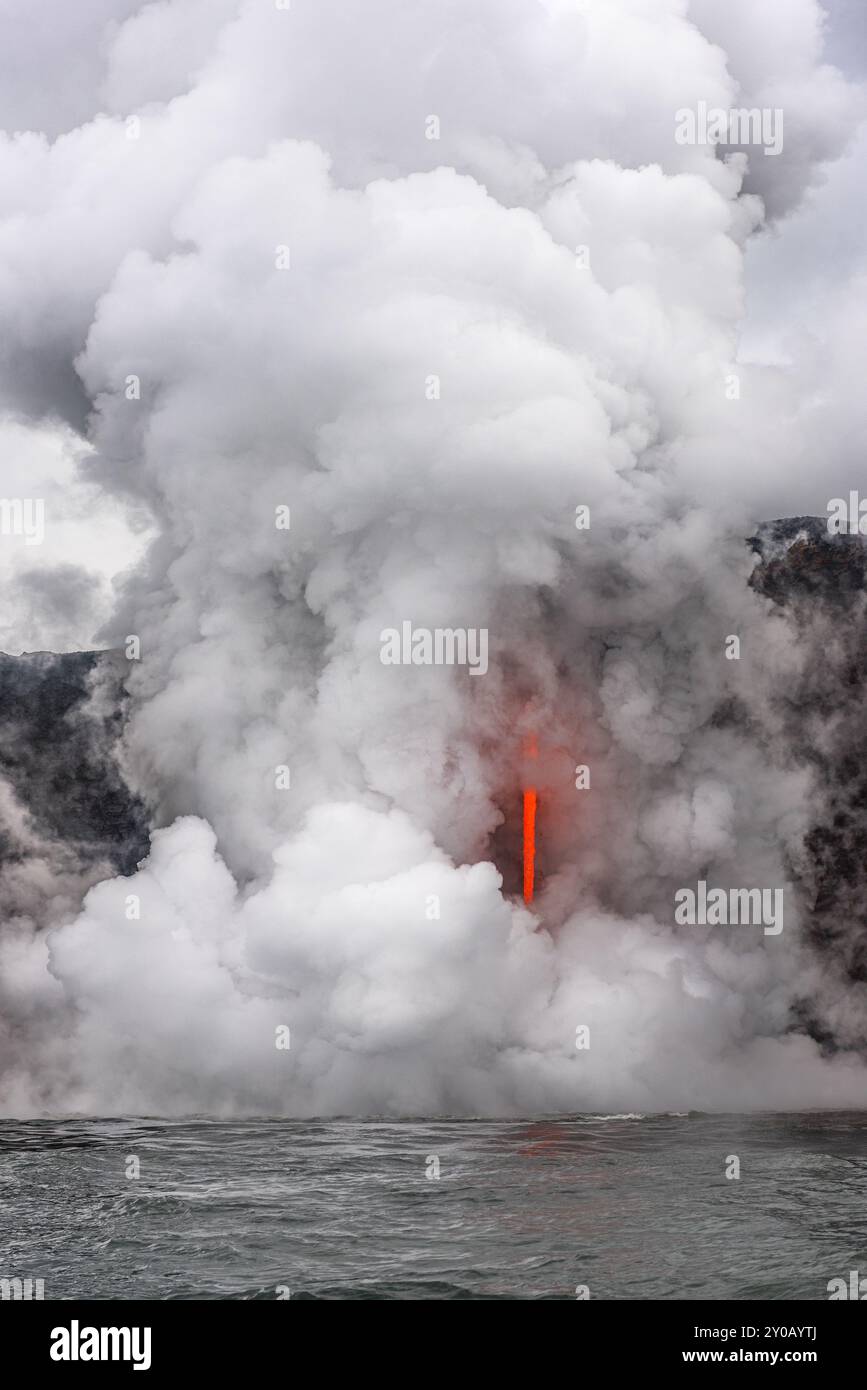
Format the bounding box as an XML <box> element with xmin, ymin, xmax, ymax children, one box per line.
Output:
<box><xmin>1</xmin><ymin>0</ymin><xmax>866</xmax><ymax>1115</ymax></box>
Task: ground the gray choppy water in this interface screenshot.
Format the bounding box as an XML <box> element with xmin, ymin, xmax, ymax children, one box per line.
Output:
<box><xmin>1</xmin><ymin>1112</ymin><xmax>865</xmax><ymax>1299</ymax></box>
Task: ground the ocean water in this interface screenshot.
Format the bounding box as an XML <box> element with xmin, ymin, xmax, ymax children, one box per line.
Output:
<box><xmin>1</xmin><ymin>1112</ymin><xmax>865</xmax><ymax>1300</ymax></box>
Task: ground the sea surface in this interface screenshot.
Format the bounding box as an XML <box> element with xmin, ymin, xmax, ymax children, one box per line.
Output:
<box><xmin>1</xmin><ymin>1112</ymin><xmax>865</xmax><ymax>1300</ymax></box>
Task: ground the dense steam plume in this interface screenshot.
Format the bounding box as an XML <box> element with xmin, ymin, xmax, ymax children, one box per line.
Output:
<box><xmin>0</xmin><ymin>0</ymin><xmax>866</xmax><ymax>1116</ymax></box>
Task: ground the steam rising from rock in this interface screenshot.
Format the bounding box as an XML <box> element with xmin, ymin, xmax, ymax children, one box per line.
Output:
<box><xmin>0</xmin><ymin>0</ymin><xmax>866</xmax><ymax>1115</ymax></box>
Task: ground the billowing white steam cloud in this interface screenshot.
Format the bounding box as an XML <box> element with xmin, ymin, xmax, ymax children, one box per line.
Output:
<box><xmin>1</xmin><ymin>0</ymin><xmax>866</xmax><ymax>1115</ymax></box>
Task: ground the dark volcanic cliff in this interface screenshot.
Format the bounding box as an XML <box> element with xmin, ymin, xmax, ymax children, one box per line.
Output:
<box><xmin>0</xmin><ymin>649</ymin><xmax>149</xmax><ymax>891</ymax></box>
<box><xmin>750</xmin><ymin>517</ymin><xmax>867</xmax><ymax>989</ymax></box>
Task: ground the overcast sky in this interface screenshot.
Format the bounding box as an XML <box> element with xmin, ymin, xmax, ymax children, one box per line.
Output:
<box><xmin>743</xmin><ymin>0</ymin><xmax>867</xmax><ymax>362</ymax></box>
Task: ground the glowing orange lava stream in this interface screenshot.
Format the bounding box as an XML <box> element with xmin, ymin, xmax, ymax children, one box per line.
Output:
<box><xmin>523</xmin><ymin>732</ymin><xmax>538</xmax><ymax>905</ymax></box>
<box><xmin>522</xmin><ymin>788</ymin><xmax>537</xmax><ymax>904</ymax></box>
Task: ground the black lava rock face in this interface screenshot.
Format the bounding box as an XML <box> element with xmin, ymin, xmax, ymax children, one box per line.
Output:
<box><xmin>750</xmin><ymin>518</ymin><xmax>867</xmax><ymax>987</ymax></box>
<box><xmin>0</xmin><ymin>649</ymin><xmax>149</xmax><ymax>883</ymax></box>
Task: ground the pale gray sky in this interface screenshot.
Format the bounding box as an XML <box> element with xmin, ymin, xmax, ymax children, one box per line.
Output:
<box><xmin>743</xmin><ymin>0</ymin><xmax>867</xmax><ymax>361</ymax></box>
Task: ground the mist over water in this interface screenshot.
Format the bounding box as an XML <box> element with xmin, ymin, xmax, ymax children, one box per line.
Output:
<box><xmin>0</xmin><ymin>1</ymin><xmax>866</xmax><ymax>1117</ymax></box>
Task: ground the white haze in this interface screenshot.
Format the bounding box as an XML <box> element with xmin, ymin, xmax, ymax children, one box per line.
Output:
<box><xmin>0</xmin><ymin>0</ymin><xmax>866</xmax><ymax>1115</ymax></box>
